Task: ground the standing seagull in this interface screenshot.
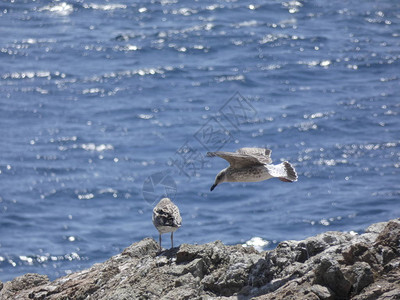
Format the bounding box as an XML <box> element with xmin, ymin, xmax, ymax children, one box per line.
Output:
<box><xmin>152</xmin><ymin>198</ymin><xmax>182</xmax><ymax>251</ymax></box>
<box><xmin>208</xmin><ymin>147</ymin><xmax>298</xmax><ymax>191</ymax></box>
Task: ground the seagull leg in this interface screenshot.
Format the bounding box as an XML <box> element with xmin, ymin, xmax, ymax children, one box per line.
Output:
<box><xmin>159</xmin><ymin>233</ymin><xmax>162</xmax><ymax>251</ymax></box>
<box><xmin>171</xmin><ymin>232</ymin><xmax>174</xmax><ymax>249</ymax></box>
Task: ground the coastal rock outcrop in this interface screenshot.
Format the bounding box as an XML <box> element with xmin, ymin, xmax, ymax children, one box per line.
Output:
<box><xmin>1</xmin><ymin>219</ymin><xmax>399</xmax><ymax>299</ymax></box>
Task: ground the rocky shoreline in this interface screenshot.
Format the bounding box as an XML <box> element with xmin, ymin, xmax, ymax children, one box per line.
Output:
<box><xmin>1</xmin><ymin>219</ymin><xmax>399</xmax><ymax>300</ymax></box>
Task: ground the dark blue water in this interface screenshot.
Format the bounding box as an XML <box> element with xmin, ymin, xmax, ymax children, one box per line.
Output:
<box><xmin>0</xmin><ymin>0</ymin><xmax>399</xmax><ymax>281</ymax></box>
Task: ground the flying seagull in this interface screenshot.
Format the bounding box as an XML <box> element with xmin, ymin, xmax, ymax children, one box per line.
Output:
<box><xmin>152</xmin><ymin>198</ymin><xmax>182</xmax><ymax>251</ymax></box>
<box><xmin>207</xmin><ymin>147</ymin><xmax>298</xmax><ymax>191</ymax></box>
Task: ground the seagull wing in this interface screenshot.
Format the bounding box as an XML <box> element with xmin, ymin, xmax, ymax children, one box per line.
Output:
<box><xmin>207</xmin><ymin>151</ymin><xmax>265</xmax><ymax>168</ymax></box>
<box><xmin>236</xmin><ymin>147</ymin><xmax>272</xmax><ymax>164</ymax></box>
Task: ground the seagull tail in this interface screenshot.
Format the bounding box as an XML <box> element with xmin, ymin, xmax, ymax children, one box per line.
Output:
<box><xmin>279</xmin><ymin>161</ymin><xmax>298</xmax><ymax>182</ymax></box>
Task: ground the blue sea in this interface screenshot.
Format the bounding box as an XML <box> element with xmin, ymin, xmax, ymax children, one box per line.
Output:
<box><xmin>0</xmin><ymin>0</ymin><xmax>399</xmax><ymax>282</ymax></box>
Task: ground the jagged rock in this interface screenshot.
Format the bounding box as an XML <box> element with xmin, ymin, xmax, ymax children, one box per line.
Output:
<box><xmin>0</xmin><ymin>273</ymin><xmax>49</xmax><ymax>299</ymax></box>
<box><xmin>375</xmin><ymin>220</ymin><xmax>400</xmax><ymax>249</ymax></box>
<box><xmin>348</xmin><ymin>261</ymin><xmax>374</xmax><ymax>295</ymax></box>
<box><xmin>310</xmin><ymin>284</ymin><xmax>334</xmax><ymax>300</ymax></box>
<box><xmin>1</xmin><ymin>218</ymin><xmax>400</xmax><ymax>300</ymax></box>
<box><xmin>121</xmin><ymin>237</ymin><xmax>159</xmax><ymax>259</ymax></box>
<box><xmin>314</xmin><ymin>257</ymin><xmax>352</xmax><ymax>297</ymax></box>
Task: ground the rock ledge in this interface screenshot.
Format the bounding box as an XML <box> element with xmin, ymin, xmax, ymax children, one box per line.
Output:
<box><xmin>1</xmin><ymin>219</ymin><xmax>400</xmax><ymax>299</ymax></box>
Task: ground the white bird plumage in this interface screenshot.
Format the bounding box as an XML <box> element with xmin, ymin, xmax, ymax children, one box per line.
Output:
<box><xmin>208</xmin><ymin>147</ymin><xmax>298</xmax><ymax>191</ymax></box>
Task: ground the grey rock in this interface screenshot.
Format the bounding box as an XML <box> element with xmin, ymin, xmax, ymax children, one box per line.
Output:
<box><xmin>375</xmin><ymin>220</ymin><xmax>400</xmax><ymax>249</ymax></box>
<box><xmin>120</xmin><ymin>236</ymin><xmax>159</xmax><ymax>258</ymax></box>
<box><xmin>1</xmin><ymin>218</ymin><xmax>400</xmax><ymax>300</ymax></box>
<box><xmin>349</xmin><ymin>262</ymin><xmax>374</xmax><ymax>295</ymax></box>
<box><xmin>314</xmin><ymin>257</ymin><xmax>352</xmax><ymax>298</ymax></box>
<box><xmin>365</xmin><ymin>221</ymin><xmax>388</xmax><ymax>234</ymax></box>
<box><xmin>310</xmin><ymin>284</ymin><xmax>333</xmax><ymax>300</ymax></box>
<box><xmin>0</xmin><ymin>273</ymin><xmax>49</xmax><ymax>300</ymax></box>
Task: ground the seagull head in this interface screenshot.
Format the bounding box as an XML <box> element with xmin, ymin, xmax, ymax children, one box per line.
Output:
<box><xmin>210</xmin><ymin>169</ymin><xmax>227</xmax><ymax>191</ymax></box>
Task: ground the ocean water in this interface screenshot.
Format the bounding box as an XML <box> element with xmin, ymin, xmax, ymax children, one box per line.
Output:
<box><xmin>0</xmin><ymin>0</ymin><xmax>399</xmax><ymax>282</ymax></box>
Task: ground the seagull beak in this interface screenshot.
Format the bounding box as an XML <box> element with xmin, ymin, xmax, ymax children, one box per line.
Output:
<box><xmin>210</xmin><ymin>183</ymin><xmax>217</xmax><ymax>191</ymax></box>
